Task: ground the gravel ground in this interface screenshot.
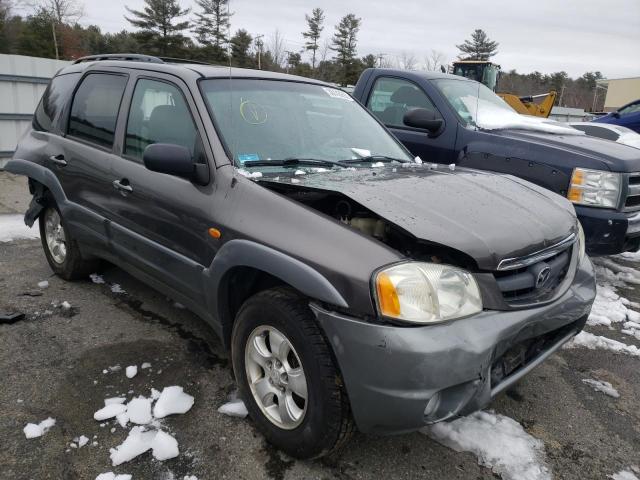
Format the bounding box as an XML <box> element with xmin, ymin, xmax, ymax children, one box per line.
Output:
<box><xmin>1</xmin><ymin>171</ymin><xmax>639</xmax><ymax>479</ymax></box>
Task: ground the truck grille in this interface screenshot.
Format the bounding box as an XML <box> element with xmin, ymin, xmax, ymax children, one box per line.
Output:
<box><xmin>624</xmin><ymin>173</ymin><xmax>640</xmax><ymax>210</ymax></box>
<box><xmin>494</xmin><ymin>236</ymin><xmax>575</xmax><ymax>305</ymax></box>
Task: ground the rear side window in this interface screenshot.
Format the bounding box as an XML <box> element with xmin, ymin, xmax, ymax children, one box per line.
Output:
<box><xmin>367</xmin><ymin>77</ymin><xmax>441</xmax><ymax>128</ymax></box>
<box><xmin>33</xmin><ymin>73</ymin><xmax>81</xmax><ymax>133</ymax></box>
<box><xmin>68</xmin><ymin>73</ymin><xmax>127</xmax><ymax>148</ymax></box>
<box><xmin>125</xmin><ymin>78</ymin><xmax>198</xmax><ymax>159</ymax></box>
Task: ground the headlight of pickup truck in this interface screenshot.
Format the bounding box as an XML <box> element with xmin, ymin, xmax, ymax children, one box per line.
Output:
<box><xmin>567</xmin><ymin>168</ymin><xmax>621</xmax><ymax>208</ymax></box>
<box><xmin>374</xmin><ymin>262</ymin><xmax>482</xmax><ymax>323</ymax></box>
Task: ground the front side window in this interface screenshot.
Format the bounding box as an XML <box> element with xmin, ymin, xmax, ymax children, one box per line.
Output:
<box><xmin>33</xmin><ymin>73</ymin><xmax>81</xmax><ymax>132</ymax></box>
<box><xmin>125</xmin><ymin>79</ymin><xmax>199</xmax><ymax>160</ymax></box>
<box><xmin>200</xmin><ymin>79</ymin><xmax>412</xmax><ymax>169</ymax></box>
<box><xmin>367</xmin><ymin>77</ymin><xmax>440</xmax><ymax>128</ymax></box>
<box><xmin>68</xmin><ymin>74</ymin><xmax>127</xmax><ymax>148</ymax></box>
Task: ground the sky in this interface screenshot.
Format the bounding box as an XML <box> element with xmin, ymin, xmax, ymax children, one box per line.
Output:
<box><xmin>19</xmin><ymin>0</ymin><xmax>640</xmax><ymax>79</ymax></box>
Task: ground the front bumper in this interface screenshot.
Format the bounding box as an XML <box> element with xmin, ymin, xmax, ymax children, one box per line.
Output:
<box><xmin>312</xmin><ymin>255</ymin><xmax>595</xmax><ymax>435</ymax></box>
<box><xmin>576</xmin><ymin>205</ymin><xmax>640</xmax><ymax>256</ymax></box>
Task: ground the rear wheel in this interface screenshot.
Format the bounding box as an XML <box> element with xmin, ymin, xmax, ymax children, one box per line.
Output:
<box><xmin>231</xmin><ymin>287</ymin><xmax>354</xmax><ymax>459</ymax></box>
<box><xmin>39</xmin><ymin>198</ymin><xmax>99</xmax><ymax>280</ymax></box>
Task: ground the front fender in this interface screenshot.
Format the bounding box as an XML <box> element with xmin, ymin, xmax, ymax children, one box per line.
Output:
<box><xmin>203</xmin><ymin>239</ymin><xmax>349</xmax><ymax>340</ymax></box>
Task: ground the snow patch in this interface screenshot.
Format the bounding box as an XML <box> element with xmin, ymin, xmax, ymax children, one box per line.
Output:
<box><xmin>94</xmin><ymin>403</ymin><xmax>128</xmax><ymax>421</ymax></box>
<box><xmin>23</xmin><ymin>417</ymin><xmax>56</xmax><ymax>439</ymax></box>
<box><xmin>153</xmin><ymin>386</ymin><xmax>194</xmax><ymax>418</ymax></box>
<box><xmin>125</xmin><ymin>366</ymin><xmax>138</xmax><ymax>379</ymax></box>
<box><xmin>237</xmin><ymin>169</ymin><xmax>262</xmax><ymax>179</ymax></box>
<box><xmin>111</xmin><ymin>284</ymin><xmax>125</xmax><ymax>294</ymax></box>
<box><xmin>423</xmin><ymin>410</ymin><xmax>551</xmax><ymax>480</ymax></box>
<box><xmin>293</xmin><ymin>169</ymin><xmax>306</xmax><ymax>175</ymax></box>
<box><xmin>127</xmin><ymin>397</ymin><xmax>152</xmax><ymax>425</ymax></box>
<box><xmin>150</xmin><ymin>430</ymin><xmax>180</xmax><ymax>461</ymax></box>
<box><xmin>0</xmin><ymin>214</ymin><xmax>40</xmax><ymax>242</ymax></box>
<box><xmin>371</xmin><ymin>162</ymin><xmax>385</xmax><ymax>168</ymax></box>
<box><xmin>90</xmin><ymin>273</ymin><xmax>106</xmax><ymax>284</ymax></box>
<box><xmin>218</xmin><ymin>399</ymin><xmax>248</xmax><ymax>418</ymax></box>
<box><xmin>61</xmin><ymin>301</ymin><xmax>71</xmax><ymax>310</ymax></box>
<box><xmin>582</xmin><ymin>379</ymin><xmax>620</xmax><ymax>398</ymax></box>
<box><xmin>109</xmin><ymin>426</ymin><xmax>156</xmax><ymax>466</ymax></box>
<box><xmin>95</xmin><ymin>473</ymin><xmax>132</xmax><ymax>480</ymax></box>
<box><xmin>38</xmin><ymin>280</ymin><xmax>49</xmax><ymax>289</ymax></box>
<box><xmin>105</xmin><ymin>397</ymin><xmax>126</xmax><ymax>406</ymax></box>
<box><xmin>610</xmin><ymin>469</ymin><xmax>640</xmax><ymax>480</ymax></box>
<box><xmin>74</xmin><ymin>435</ymin><xmax>90</xmax><ymax>447</ymax></box>
<box><xmin>141</xmin><ymin>362</ymin><xmax>152</xmax><ymax>369</ymax></box>
<box><xmin>564</xmin><ymin>331</ymin><xmax>640</xmax><ymax>357</ymax></box>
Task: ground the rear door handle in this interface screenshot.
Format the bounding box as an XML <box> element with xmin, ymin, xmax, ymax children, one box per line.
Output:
<box><xmin>112</xmin><ymin>179</ymin><xmax>133</xmax><ymax>194</ymax></box>
<box><xmin>49</xmin><ymin>154</ymin><xmax>67</xmax><ymax>166</ymax></box>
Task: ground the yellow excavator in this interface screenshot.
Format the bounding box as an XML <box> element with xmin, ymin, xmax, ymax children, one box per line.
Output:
<box><xmin>451</xmin><ymin>60</ymin><xmax>557</xmax><ymax>118</ymax></box>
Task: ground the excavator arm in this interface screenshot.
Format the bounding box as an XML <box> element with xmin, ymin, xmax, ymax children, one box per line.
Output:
<box><xmin>498</xmin><ymin>91</ymin><xmax>557</xmax><ymax>118</ymax></box>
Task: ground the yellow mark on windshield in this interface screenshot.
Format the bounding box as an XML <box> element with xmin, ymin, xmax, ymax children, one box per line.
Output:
<box><xmin>240</xmin><ymin>98</ymin><xmax>268</xmax><ymax>125</ymax></box>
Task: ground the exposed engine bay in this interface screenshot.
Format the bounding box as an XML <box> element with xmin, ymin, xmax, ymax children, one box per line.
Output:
<box><xmin>261</xmin><ymin>180</ymin><xmax>478</xmax><ymax>270</ymax></box>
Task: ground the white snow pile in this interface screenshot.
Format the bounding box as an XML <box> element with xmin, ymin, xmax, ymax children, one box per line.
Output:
<box><xmin>111</xmin><ymin>284</ymin><xmax>126</xmax><ymax>294</ymax></box>
<box><xmin>218</xmin><ymin>399</ymin><xmax>248</xmax><ymax>418</ymax></box>
<box><xmin>141</xmin><ymin>362</ymin><xmax>152</xmax><ymax>370</ymax></box>
<box><xmin>423</xmin><ymin>410</ymin><xmax>551</xmax><ymax>480</ymax></box>
<box><xmin>621</xmin><ymin>321</ymin><xmax>640</xmax><ymax>341</ymax></box>
<box><xmin>294</xmin><ymin>169</ymin><xmax>306</xmax><ymax>175</ymax></box>
<box><xmin>90</xmin><ymin>273</ymin><xmax>106</xmax><ymax>284</ymax></box>
<box><xmin>237</xmin><ymin>169</ymin><xmax>262</xmax><ymax>179</ymax></box>
<box><xmin>96</xmin><ymin>473</ymin><xmax>132</xmax><ymax>480</ymax></box>
<box><xmin>23</xmin><ymin>417</ymin><xmax>56</xmax><ymax>439</ymax></box>
<box><xmin>92</xmin><ymin>386</ymin><xmax>194</xmax><ymax>468</ymax></box>
<box><xmin>153</xmin><ymin>386</ymin><xmax>194</xmax><ymax>418</ymax></box>
<box><xmin>126</xmin><ymin>366</ymin><xmax>138</xmax><ymax>379</ymax></box>
<box><xmin>371</xmin><ymin>162</ymin><xmax>385</xmax><ymax>168</ymax></box>
<box><xmin>61</xmin><ymin>301</ymin><xmax>72</xmax><ymax>310</ymax></box>
<box><xmin>183</xmin><ymin>476</ymin><xmax>198</xmax><ymax>480</ymax></box>
<box><xmin>38</xmin><ymin>280</ymin><xmax>49</xmax><ymax>289</ymax></box>
<box><xmin>582</xmin><ymin>379</ymin><xmax>620</xmax><ymax>398</ymax></box>
<box><xmin>0</xmin><ymin>214</ymin><xmax>40</xmax><ymax>242</ymax></box>
<box><xmin>565</xmin><ymin>331</ymin><xmax>640</xmax><ymax>358</ymax></box>
<box><xmin>594</xmin><ymin>257</ymin><xmax>640</xmax><ymax>286</ymax></box>
<box><xmin>460</xmin><ymin>96</ymin><xmax>582</xmax><ymax>136</ymax></box>
<box><xmin>587</xmin><ymin>282</ymin><xmax>640</xmax><ymax>327</ymax></box>
<box><xmin>74</xmin><ymin>435</ymin><xmax>90</xmax><ymax>448</ymax></box>
<box><xmin>610</xmin><ymin>468</ymin><xmax>640</xmax><ymax>480</ymax></box>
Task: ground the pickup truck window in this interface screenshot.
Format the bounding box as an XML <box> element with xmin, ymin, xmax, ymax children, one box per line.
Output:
<box><xmin>125</xmin><ymin>78</ymin><xmax>198</xmax><ymax>160</ymax></box>
<box><xmin>367</xmin><ymin>77</ymin><xmax>440</xmax><ymax>128</ymax></box>
<box><xmin>200</xmin><ymin>79</ymin><xmax>411</xmax><ymax>168</ymax></box>
<box><xmin>68</xmin><ymin>73</ymin><xmax>128</xmax><ymax>148</ymax></box>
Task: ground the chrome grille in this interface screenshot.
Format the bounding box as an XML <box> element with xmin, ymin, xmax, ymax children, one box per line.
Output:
<box><xmin>625</xmin><ymin>173</ymin><xmax>640</xmax><ymax>210</ymax></box>
<box><xmin>494</xmin><ymin>239</ymin><xmax>574</xmax><ymax>305</ymax></box>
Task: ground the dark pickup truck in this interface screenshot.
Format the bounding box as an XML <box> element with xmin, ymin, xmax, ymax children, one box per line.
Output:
<box><xmin>353</xmin><ymin>68</ymin><xmax>640</xmax><ymax>255</ymax></box>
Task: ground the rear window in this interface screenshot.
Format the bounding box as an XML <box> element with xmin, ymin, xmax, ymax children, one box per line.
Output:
<box><xmin>33</xmin><ymin>73</ymin><xmax>81</xmax><ymax>133</ymax></box>
<box><xmin>68</xmin><ymin>73</ymin><xmax>128</xmax><ymax>148</ymax></box>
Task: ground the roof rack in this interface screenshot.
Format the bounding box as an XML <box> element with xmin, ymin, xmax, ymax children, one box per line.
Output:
<box><xmin>72</xmin><ymin>53</ymin><xmax>212</xmax><ymax>66</ymax></box>
<box><xmin>72</xmin><ymin>54</ymin><xmax>164</xmax><ymax>65</ymax></box>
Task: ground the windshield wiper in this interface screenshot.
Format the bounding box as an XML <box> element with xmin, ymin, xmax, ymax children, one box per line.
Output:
<box><xmin>340</xmin><ymin>155</ymin><xmax>409</xmax><ymax>164</ymax></box>
<box><xmin>242</xmin><ymin>158</ymin><xmax>345</xmax><ymax>168</ymax></box>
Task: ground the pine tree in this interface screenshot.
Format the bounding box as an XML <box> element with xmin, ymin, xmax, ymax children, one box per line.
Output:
<box><xmin>330</xmin><ymin>13</ymin><xmax>361</xmax><ymax>86</ymax></box>
<box><xmin>456</xmin><ymin>29</ymin><xmax>498</xmax><ymax>60</ymax></box>
<box><xmin>193</xmin><ymin>0</ymin><xmax>231</xmax><ymax>62</ymax></box>
<box><xmin>302</xmin><ymin>7</ymin><xmax>324</xmax><ymax>70</ymax></box>
<box><xmin>230</xmin><ymin>29</ymin><xmax>252</xmax><ymax>67</ymax></box>
<box><xmin>125</xmin><ymin>0</ymin><xmax>190</xmax><ymax>57</ymax></box>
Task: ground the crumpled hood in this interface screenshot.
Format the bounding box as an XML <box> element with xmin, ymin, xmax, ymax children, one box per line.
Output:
<box><xmin>492</xmin><ymin>129</ymin><xmax>640</xmax><ymax>173</ymax></box>
<box><xmin>263</xmin><ymin>164</ymin><xmax>577</xmax><ymax>271</ymax></box>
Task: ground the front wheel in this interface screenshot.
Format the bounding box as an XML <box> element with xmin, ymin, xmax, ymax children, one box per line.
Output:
<box><xmin>231</xmin><ymin>288</ymin><xmax>354</xmax><ymax>459</ymax></box>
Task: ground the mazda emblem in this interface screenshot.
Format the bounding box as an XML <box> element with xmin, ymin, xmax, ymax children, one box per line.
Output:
<box><xmin>536</xmin><ymin>266</ymin><xmax>551</xmax><ymax>288</ymax></box>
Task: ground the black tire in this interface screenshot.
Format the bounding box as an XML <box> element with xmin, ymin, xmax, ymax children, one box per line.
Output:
<box><xmin>38</xmin><ymin>195</ymin><xmax>99</xmax><ymax>280</ymax></box>
<box><xmin>231</xmin><ymin>287</ymin><xmax>354</xmax><ymax>459</ymax></box>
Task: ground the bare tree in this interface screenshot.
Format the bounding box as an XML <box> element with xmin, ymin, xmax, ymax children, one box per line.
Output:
<box><xmin>268</xmin><ymin>28</ymin><xmax>286</xmax><ymax>68</ymax></box>
<box><xmin>33</xmin><ymin>0</ymin><xmax>83</xmax><ymax>59</ymax></box>
<box><xmin>423</xmin><ymin>49</ymin><xmax>446</xmax><ymax>72</ymax></box>
<box><xmin>396</xmin><ymin>51</ymin><xmax>417</xmax><ymax>70</ymax></box>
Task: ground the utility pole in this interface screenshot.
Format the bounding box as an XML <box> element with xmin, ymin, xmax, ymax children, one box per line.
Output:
<box><xmin>255</xmin><ymin>34</ymin><xmax>264</xmax><ymax>70</ymax></box>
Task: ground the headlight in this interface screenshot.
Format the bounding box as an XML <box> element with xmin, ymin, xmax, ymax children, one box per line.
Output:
<box><xmin>567</xmin><ymin>168</ymin><xmax>621</xmax><ymax>208</ymax></box>
<box><xmin>577</xmin><ymin>221</ymin><xmax>586</xmax><ymax>263</ymax></box>
<box><xmin>374</xmin><ymin>262</ymin><xmax>482</xmax><ymax>324</ymax></box>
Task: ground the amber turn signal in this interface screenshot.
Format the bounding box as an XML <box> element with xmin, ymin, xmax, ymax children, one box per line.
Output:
<box><xmin>376</xmin><ymin>271</ymin><xmax>401</xmax><ymax>317</ymax></box>
<box><xmin>208</xmin><ymin>227</ymin><xmax>222</xmax><ymax>239</ymax></box>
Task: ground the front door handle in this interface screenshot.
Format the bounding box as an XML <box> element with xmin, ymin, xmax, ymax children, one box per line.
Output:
<box><xmin>49</xmin><ymin>154</ymin><xmax>67</xmax><ymax>166</ymax></box>
<box><xmin>112</xmin><ymin>179</ymin><xmax>133</xmax><ymax>194</ymax></box>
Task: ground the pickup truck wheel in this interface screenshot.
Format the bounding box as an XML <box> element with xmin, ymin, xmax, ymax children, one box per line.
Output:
<box><xmin>39</xmin><ymin>200</ymin><xmax>99</xmax><ymax>280</ymax></box>
<box><xmin>231</xmin><ymin>287</ymin><xmax>354</xmax><ymax>459</ymax></box>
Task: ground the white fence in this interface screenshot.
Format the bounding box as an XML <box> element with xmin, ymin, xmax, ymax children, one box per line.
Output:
<box><xmin>0</xmin><ymin>54</ymin><xmax>70</xmax><ymax>168</ymax></box>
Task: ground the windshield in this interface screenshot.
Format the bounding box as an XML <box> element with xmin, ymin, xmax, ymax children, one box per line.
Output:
<box><xmin>200</xmin><ymin>79</ymin><xmax>412</xmax><ymax>170</ymax></box>
<box><xmin>433</xmin><ymin>78</ymin><xmax>582</xmax><ymax>135</ymax></box>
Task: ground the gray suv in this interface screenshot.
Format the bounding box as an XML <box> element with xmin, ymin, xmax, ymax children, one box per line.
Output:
<box><xmin>6</xmin><ymin>54</ymin><xmax>596</xmax><ymax>459</ymax></box>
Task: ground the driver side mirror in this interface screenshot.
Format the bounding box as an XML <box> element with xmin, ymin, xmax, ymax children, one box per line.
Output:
<box><xmin>143</xmin><ymin>143</ymin><xmax>209</xmax><ymax>185</ymax></box>
<box><xmin>403</xmin><ymin>108</ymin><xmax>444</xmax><ymax>134</ymax></box>
<box><xmin>612</xmin><ymin>111</ymin><xmax>621</xmax><ymax>118</ymax></box>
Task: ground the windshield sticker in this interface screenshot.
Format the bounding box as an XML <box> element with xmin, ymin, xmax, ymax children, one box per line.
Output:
<box><xmin>323</xmin><ymin>87</ymin><xmax>354</xmax><ymax>101</ymax></box>
<box><xmin>238</xmin><ymin>153</ymin><xmax>260</xmax><ymax>163</ymax></box>
<box><xmin>239</xmin><ymin>99</ymin><xmax>268</xmax><ymax>124</ymax></box>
